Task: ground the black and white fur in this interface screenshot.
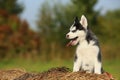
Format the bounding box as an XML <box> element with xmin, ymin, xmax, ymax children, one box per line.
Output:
<box><xmin>66</xmin><ymin>15</ymin><xmax>103</xmax><ymax>74</ymax></box>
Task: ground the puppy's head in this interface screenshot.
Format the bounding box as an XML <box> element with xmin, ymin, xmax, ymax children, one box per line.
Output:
<box><xmin>66</xmin><ymin>15</ymin><xmax>88</xmax><ymax>46</ymax></box>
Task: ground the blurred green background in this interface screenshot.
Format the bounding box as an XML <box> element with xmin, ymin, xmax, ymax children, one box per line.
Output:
<box><xmin>0</xmin><ymin>0</ymin><xmax>120</xmax><ymax>79</ymax></box>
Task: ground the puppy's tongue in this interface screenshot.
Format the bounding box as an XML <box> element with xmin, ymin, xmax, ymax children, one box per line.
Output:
<box><xmin>66</xmin><ymin>40</ymin><xmax>74</xmax><ymax>47</ymax></box>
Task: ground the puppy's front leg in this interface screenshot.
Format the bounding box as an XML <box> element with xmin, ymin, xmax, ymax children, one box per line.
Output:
<box><xmin>94</xmin><ymin>58</ymin><xmax>102</xmax><ymax>74</ymax></box>
<box><xmin>73</xmin><ymin>55</ymin><xmax>82</xmax><ymax>72</ymax></box>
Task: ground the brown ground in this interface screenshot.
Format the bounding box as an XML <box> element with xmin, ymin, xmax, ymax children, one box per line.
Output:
<box><xmin>0</xmin><ymin>67</ymin><xmax>114</xmax><ymax>80</ymax></box>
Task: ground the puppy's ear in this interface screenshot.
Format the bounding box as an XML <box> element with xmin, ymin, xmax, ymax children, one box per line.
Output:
<box><xmin>80</xmin><ymin>15</ymin><xmax>88</xmax><ymax>29</ymax></box>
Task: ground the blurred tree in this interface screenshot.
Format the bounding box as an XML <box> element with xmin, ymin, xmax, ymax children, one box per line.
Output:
<box><xmin>37</xmin><ymin>0</ymin><xmax>99</xmax><ymax>45</ymax></box>
<box><xmin>0</xmin><ymin>0</ymin><xmax>23</xmax><ymax>15</ymax></box>
<box><xmin>0</xmin><ymin>0</ymin><xmax>41</xmax><ymax>60</ymax></box>
<box><xmin>97</xmin><ymin>9</ymin><xmax>120</xmax><ymax>43</ymax></box>
<box><xmin>71</xmin><ymin>0</ymin><xmax>99</xmax><ymax>24</ymax></box>
<box><xmin>0</xmin><ymin>0</ymin><xmax>23</xmax><ymax>26</ymax></box>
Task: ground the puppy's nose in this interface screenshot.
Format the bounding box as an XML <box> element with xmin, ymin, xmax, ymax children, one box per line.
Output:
<box><xmin>66</xmin><ymin>35</ymin><xmax>69</xmax><ymax>38</ymax></box>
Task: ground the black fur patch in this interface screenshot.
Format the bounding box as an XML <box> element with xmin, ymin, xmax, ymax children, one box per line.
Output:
<box><xmin>92</xmin><ymin>67</ymin><xmax>94</xmax><ymax>73</ymax></box>
<box><xmin>86</xmin><ymin>28</ymin><xmax>99</xmax><ymax>45</ymax></box>
<box><xmin>101</xmin><ymin>67</ymin><xmax>104</xmax><ymax>73</ymax></box>
<box><xmin>97</xmin><ymin>51</ymin><xmax>102</xmax><ymax>62</ymax></box>
<box><xmin>74</xmin><ymin>54</ymin><xmax>77</xmax><ymax>62</ymax></box>
<box><xmin>85</xmin><ymin>64</ymin><xmax>89</xmax><ymax>67</ymax></box>
<box><xmin>86</xmin><ymin>30</ymin><xmax>93</xmax><ymax>43</ymax></box>
<box><xmin>73</xmin><ymin>17</ymin><xmax>85</xmax><ymax>31</ymax></box>
<box><xmin>79</xmin><ymin>64</ymin><xmax>82</xmax><ymax>71</ymax></box>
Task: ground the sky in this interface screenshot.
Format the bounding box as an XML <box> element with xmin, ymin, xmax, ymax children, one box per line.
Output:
<box><xmin>17</xmin><ymin>0</ymin><xmax>120</xmax><ymax>30</ymax></box>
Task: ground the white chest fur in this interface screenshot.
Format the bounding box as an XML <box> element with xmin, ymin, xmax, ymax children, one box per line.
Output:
<box><xmin>76</xmin><ymin>40</ymin><xmax>99</xmax><ymax>61</ymax></box>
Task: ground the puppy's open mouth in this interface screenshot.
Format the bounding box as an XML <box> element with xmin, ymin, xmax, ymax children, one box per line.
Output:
<box><xmin>66</xmin><ymin>37</ymin><xmax>78</xmax><ymax>47</ymax></box>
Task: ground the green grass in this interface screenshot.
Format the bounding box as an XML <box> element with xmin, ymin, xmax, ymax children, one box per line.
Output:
<box><xmin>103</xmin><ymin>59</ymin><xmax>120</xmax><ymax>80</ymax></box>
<box><xmin>0</xmin><ymin>58</ymin><xmax>120</xmax><ymax>79</ymax></box>
<box><xmin>0</xmin><ymin>59</ymin><xmax>73</xmax><ymax>72</ymax></box>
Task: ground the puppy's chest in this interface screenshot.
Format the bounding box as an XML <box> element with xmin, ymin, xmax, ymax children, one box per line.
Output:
<box><xmin>76</xmin><ymin>41</ymin><xmax>99</xmax><ymax>59</ymax></box>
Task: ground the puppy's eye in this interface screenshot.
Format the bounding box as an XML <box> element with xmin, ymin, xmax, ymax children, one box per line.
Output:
<box><xmin>72</xmin><ymin>30</ymin><xmax>77</xmax><ymax>32</ymax></box>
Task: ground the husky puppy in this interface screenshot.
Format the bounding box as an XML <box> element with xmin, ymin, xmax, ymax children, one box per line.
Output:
<box><xmin>66</xmin><ymin>15</ymin><xmax>103</xmax><ymax>74</ymax></box>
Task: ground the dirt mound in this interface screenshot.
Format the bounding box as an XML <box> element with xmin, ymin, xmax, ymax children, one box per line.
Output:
<box><xmin>0</xmin><ymin>67</ymin><xmax>114</xmax><ymax>80</ymax></box>
<box><xmin>0</xmin><ymin>69</ymin><xmax>26</xmax><ymax>80</ymax></box>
